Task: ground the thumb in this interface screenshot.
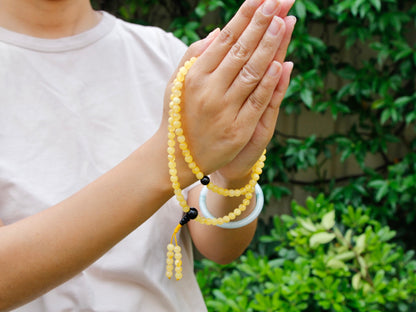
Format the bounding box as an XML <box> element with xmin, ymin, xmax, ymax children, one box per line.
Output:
<box><xmin>163</xmin><ymin>29</ymin><xmax>220</xmax><ymax>108</ymax></box>
<box><xmin>170</xmin><ymin>28</ymin><xmax>220</xmax><ymax>83</ymax></box>
<box><xmin>183</xmin><ymin>28</ymin><xmax>220</xmax><ymax>63</ymax></box>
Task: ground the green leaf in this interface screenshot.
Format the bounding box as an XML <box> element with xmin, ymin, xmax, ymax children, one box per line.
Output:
<box><xmin>381</xmin><ymin>108</ymin><xmax>391</xmax><ymax>124</ymax></box>
<box><xmin>373</xmin><ymin>270</ymin><xmax>385</xmax><ymax>288</ymax></box>
<box><xmin>299</xmin><ymin>218</ymin><xmax>317</xmax><ymax>232</ymax></box>
<box><xmin>376</xmin><ymin>181</ymin><xmax>389</xmax><ymax>201</ymax></box>
<box><xmin>300</xmin><ymin>88</ymin><xmax>314</xmax><ymax>108</ymax></box>
<box><xmin>371</xmin><ymin>98</ymin><xmax>385</xmax><ymax>110</ymax></box>
<box><xmin>345</xmin><ymin>229</ymin><xmax>353</xmax><ymax>244</ymax></box>
<box><xmin>326</xmin><ymin>258</ymin><xmax>346</xmax><ymax>269</ymax></box>
<box><xmin>310</xmin><ymin>232</ymin><xmax>336</xmax><ymax>248</ymax></box>
<box><xmin>294</xmin><ymin>0</ymin><xmax>307</xmax><ymax>19</ymax></box>
<box><xmin>369</xmin><ymin>180</ymin><xmax>389</xmax><ymax>201</ymax></box>
<box><xmin>406</xmin><ymin>110</ymin><xmax>416</xmax><ymax>124</ymax></box>
<box><xmin>358</xmin><ymin>256</ymin><xmax>367</xmax><ymax>277</ymax></box>
<box><xmin>369</xmin><ymin>0</ymin><xmax>381</xmax><ymax>11</ymax></box>
<box><xmin>394</xmin><ymin>96</ymin><xmax>412</xmax><ymax>107</ymax></box>
<box><xmin>304</xmin><ymin>0</ymin><xmax>322</xmax><ymax>17</ymax></box>
<box><xmin>334</xmin><ymin>251</ymin><xmax>356</xmax><ymax>261</ymax></box>
<box><xmin>355</xmin><ymin>234</ymin><xmax>366</xmax><ymax>254</ymax></box>
<box><xmin>321</xmin><ymin>210</ymin><xmax>336</xmax><ymax>230</ymax></box>
<box><xmin>352</xmin><ymin>272</ymin><xmax>362</xmax><ymax>290</ymax></box>
<box><xmin>394</xmin><ymin>48</ymin><xmax>413</xmax><ymax>62</ymax></box>
<box><xmin>195</xmin><ymin>5</ymin><xmax>206</xmax><ymax>18</ymax></box>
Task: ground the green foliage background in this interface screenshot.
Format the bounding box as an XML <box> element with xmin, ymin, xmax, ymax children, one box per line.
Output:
<box><xmin>93</xmin><ymin>0</ymin><xmax>416</xmax><ymax>310</ymax></box>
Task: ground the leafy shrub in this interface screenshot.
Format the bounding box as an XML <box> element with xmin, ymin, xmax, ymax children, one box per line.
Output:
<box><xmin>196</xmin><ymin>195</ymin><xmax>416</xmax><ymax>311</ymax></box>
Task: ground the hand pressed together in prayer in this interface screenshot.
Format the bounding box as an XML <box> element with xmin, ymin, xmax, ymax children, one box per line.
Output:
<box><xmin>160</xmin><ymin>0</ymin><xmax>296</xmax><ymax>186</ymax></box>
<box><xmin>156</xmin><ymin>0</ymin><xmax>296</xmax><ymax>264</ymax></box>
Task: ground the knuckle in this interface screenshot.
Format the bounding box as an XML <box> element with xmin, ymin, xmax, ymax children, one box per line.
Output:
<box><xmin>248</xmin><ymin>92</ymin><xmax>266</xmax><ymax>112</ymax></box>
<box><xmin>187</xmin><ymin>40</ymin><xmax>205</xmax><ymax>56</ymax></box>
<box><xmin>218</xmin><ymin>28</ymin><xmax>236</xmax><ymax>47</ymax></box>
<box><xmin>225</xmin><ymin>130</ymin><xmax>246</xmax><ymax>150</ymax></box>
<box><xmin>268</xmin><ymin>93</ymin><xmax>282</xmax><ymax>110</ymax></box>
<box><xmin>264</xmin><ymin>130</ymin><xmax>274</xmax><ymax>144</ymax></box>
<box><xmin>268</xmin><ymin>99</ymin><xmax>280</xmax><ymax>111</ymax></box>
<box><xmin>185</xmin><ymin>69</ymin><xmax>206</xmax><ymax>93</ymax></box>
<box><xmin>188</xmin><ymin>40</ymin><xmax>200</xmax><ymax>51</ymax></box>
<box><xmin>261</xmin><ymin>36</ymin><xmax>276</xmax><ymax>52</ymax></box>
<box><xmin>240</xmin><ymin>63</ymin><xmax>261</xmax><ymax>86</ymax></box>
<box><xmin>253</xmin><ymin>10</ymin><xmax>271</xmax><ymax>28</ymax></box>
<box><xmin>184</xmin><ymin>69</ymin><xmax>198</xmax><ymax>87</ymax></box>
<box><xmin>230</xmin><ymin>41</ymin><xmax>250</xmax><ymax>62</ymax></box>
<box><xmin>238</xmin><ymin>2</ymin><xmax>256</xmax><ymax>19</ymax></box>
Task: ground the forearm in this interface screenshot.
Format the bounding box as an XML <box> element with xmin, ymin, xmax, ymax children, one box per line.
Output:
<box><xmin>187</xmin><ymin>172</ymin><xmax>258</xmax><ymax>265</ymax></box>
<box><xmin>0</xmin><ymin>131</ymin><xmax>195</xmax><ymax>311</ymax></box>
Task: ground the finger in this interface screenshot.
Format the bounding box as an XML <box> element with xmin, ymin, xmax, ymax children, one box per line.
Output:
<box><xmin>225</xmin><ymin>16</ymin><xmax>286</xmax><ymax>103</ymax></box>
<box><xmin>274</xmin><ymin>15</ymin><xmax>296</xmax><ymax>63</ymax></box>
<box><xmin>163</xmin><ymin>29</ymin><xmax>220</xmax><ymax>112</ymax></box>
<box><xmin>0</xmin><ymin>218</ymin><xmax>3</xmax><ymax>226</ymax></box>
<box><xmin>227</xmin><ymin>62</ymin><xmax>292</xmax><ymax>173</ymax></box>
<box><xmin>171</xmin><ymin>28</ymin><xmax>220</xmax><ymax>83</ymax></box>
<box><xmin>212</xmin><ymin>1</ymin><xmax>283</xmax><ymax>87</ymax></box>
<box><xmin>197</xmin><ymin>0</ymin><xmax>279</xmax><ymax>73</ymax></box>
<box><xmin>272</xmin><ymin>61</ymin><xmax>294</xmax><ymax>107</ymax></box>
<box><xmin>278</xmin><ymin>0</ymin><xmax>295</xmax><ymax>17</ymax></box>
<box><xmin>215</xmin><ymin>61</ymin><xmax>284</xmax><ymax>173</ymax></box>
<box><xmin>259</xmin><ymin>61</ymin><xmax>294</xmax><ymax>132</ymax></box>
<box><xmin>236</xmin><ymin>61</ymin><xmax>283</xmax><ymax>135</ymax></box>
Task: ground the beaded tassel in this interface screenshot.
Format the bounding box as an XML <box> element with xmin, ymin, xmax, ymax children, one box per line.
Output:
<box><xmin>166</xmin><ymin>57</ymin><xmax>266</xmax><ymax>280</ymax></box>
<box><xmin>165</xmin><ymin>208</ymin><xmax>198</xmax><ymax>280</ymax></box>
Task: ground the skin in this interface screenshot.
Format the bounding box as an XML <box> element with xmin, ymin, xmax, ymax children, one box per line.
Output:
<box><xmin>185</xmin><ymin>2</ymin><xmax>296</xmax><ymax>262</ymax></box>
<box><xmin>0</xmin><ymin>0</ymin><xmax>295</xmax><ymax>310</ymax></box>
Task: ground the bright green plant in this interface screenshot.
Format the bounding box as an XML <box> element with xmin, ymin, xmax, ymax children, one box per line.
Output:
<box><xmin>196</xmin><ymin>195</ymin><xmax>416</xmax><ymax>311</ymax></box>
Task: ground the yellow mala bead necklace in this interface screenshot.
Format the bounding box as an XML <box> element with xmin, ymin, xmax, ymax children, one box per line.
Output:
<box><xmin>166</xmin><ymin>57</ymin><xmax>266</xmax><ymax>280</ymax></box>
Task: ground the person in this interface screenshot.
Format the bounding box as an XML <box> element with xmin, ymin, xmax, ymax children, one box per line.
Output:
<box><xmin>0</xmin><ymin>0</ymin><xmax>296</xmax><ymax>310</ymax></box>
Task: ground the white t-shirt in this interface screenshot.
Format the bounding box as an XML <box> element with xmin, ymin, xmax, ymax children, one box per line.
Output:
<box><xmin>0</xmin><ymin>12</ymin><xmax>208</xmax><ymax>312</ymax></box>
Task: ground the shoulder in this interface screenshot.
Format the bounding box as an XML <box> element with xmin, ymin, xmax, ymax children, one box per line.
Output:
<box><xmin>108</xmin><ymin>13</ymin><xmax>188</xmax><ymax>65</ymax></box>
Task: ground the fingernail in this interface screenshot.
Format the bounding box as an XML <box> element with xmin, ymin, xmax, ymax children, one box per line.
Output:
<box><xmin>285</xmin><ymin>61</ymin><xmax>294</xmax><ymax>75</ymax></box>
<box><xmin>246</xmin><ymin>0</ymin><xmax>262</xmax><ymax>7</ymax></box>
<box><xmin>287</xmin><ymin>15</ymin><xmax>297</xmax><ymax>26</ymax></box>
<box><xmin>262</xmin><ymin>0</ymin><xmax>279</xmax><ymax>15</ymax></box>
<box><xmin>267</xmin><ymin>61</ymin><xmax>282</xmax><ymax>76</ymax></box>
<box><xmin>267</xmin><ymin>16</ymin><xmax>283</xmax><ymax>35</ymax></box>
<box><xmin>207</xmin><ymin>28</ymin><xmax>220</xmax><ymax>39</ymax></box>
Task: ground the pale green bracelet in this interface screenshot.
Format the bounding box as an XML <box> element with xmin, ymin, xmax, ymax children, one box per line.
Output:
<box><xmin>199</xmin><ymin>183</ymin><xmax>264</xmax><ymax>229</ymax></box>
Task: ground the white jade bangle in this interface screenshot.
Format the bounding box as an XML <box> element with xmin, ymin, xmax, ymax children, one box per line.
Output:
<box><xmin>199</xmin><ymin>183</ymin><xmax>264</xmax><ymax>229</ymax></box>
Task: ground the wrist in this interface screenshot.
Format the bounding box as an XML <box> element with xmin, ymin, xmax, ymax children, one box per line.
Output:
<box><xmin>209</xmin><ymin>170</ymin><xmax>252</xmax><ymax>190</ymax></box>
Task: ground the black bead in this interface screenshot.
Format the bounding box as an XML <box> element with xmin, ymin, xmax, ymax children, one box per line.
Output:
<box><xmin>200</xmin><ymin>176</ymin><xmax>210</xmax><ymax>185</ymax></box>
<box><xmin>179</xmin><ymin>208</ymin><xmax>199</xmax><ymax>225</ymax></box>
<box><xmin>179</xmin><ymin>214</ymin><xmax>190</xmax><ymax>225</ymax></box>
<box><xmin>187</xmin><ymin>207</ymin><xmax>198</xmax><ymax>220</ymax></box>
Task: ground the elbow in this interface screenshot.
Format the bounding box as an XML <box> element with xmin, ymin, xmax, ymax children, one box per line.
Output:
<box><xmin>211</xmin><ymin>248</ymin><xmax>246</xmax><ymax>265</ymax></box>
<box><xmin>0</xmin><ymin>292</ymin><xmax>35</xmax><ymax>312</ymax></box>
<box><xmin>0</xmin><ymin>290</ymin><xmax>21</xmax><ymax>312</ymax></box>
<box><xmin>212</xmin><ymin>255</ymin><xmax>240</xmax><ymax>265</ymax></box>
<box><xmin>198</xmin><ymin>243</ymin><xmax>248</xmax><ymax>265</ymax></box>
<box><xmin>0</xmin><ymin>298</ymin><xmax>13</xmax><ymax>312</ymax></box>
